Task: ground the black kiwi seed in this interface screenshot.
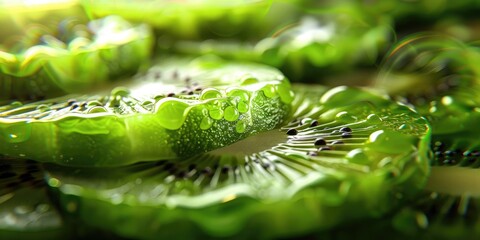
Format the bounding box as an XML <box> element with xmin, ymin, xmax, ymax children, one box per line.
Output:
<box><xmin>286</xmin><ymin>128</ymin><xmax>298</xmax><ymax>135</ymax></box>
<box><xmin>314</xmin><ymin>138</ymin><xmax>327</xmax><ymax>146</ymax></box>
<box><xmin>167</xmin><ymin>93</ymin><xmax>175</xmax><ymax>97</ymax></box>
<box><xmin>310</xmin><ymin>120</ymin><xmax>319</xmax><ymax>127</ymax></box>
<box><xmin>340</xmin><ymin>127</ymin><xmax>352</xmax><ymax>132</ymax></box>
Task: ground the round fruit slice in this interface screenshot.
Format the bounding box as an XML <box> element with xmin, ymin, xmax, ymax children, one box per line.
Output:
<box><xmin>0</xmin><ymin>56</ymin><xmax>293</xmax><ymax>166</ymax></box>
<box><xmin>45</xmin><ymin>85</ymin><xmax>430</xmax><ymax>239</ymax></box>
<box><xmin>160</xmin><ymin>8</ymin><xmax>392</xmax><ymax>82</ymax></box>
<box><xmin>81</xmin><ymin>0</ymin><xmax>272</xmax><ymax>40</ymax></box>
<box><xmin>0</xmin><ymin>15</ymin><xmax>153</xmax><ymax>101</ymax></box>
<box><xmin>0</xmin><ymin>157</ymin><xmax>67</xmax><ymax>239</ymax></box>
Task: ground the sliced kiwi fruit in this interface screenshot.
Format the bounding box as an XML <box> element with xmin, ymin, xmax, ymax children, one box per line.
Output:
<box><xmin>44</xmin><ymin>85</ymin><xmax>430</xmax><ymax>239</ymax></box>
<box><xmin>160</xmin><ymin>9</ymin><xmax>391</xmax><ymax>82</ymax></box>
<box><xmin>0</xmin><ymin>15</ymin><xmax>153</xmax><ymax>101</ymax></box>
<box><xmin>0</xmin><ymin>157</ymin><xmax>68</xmax><ymax>240</ymax></box>
<box><xmin>81</xmin><ymin>0</ymin><xmax>272</xmax><ymax>40</ymax></box>
<box><xmin>0</xmin><ymin>56</ymin><xmax>293</xmax><ymax>166</ymax></box>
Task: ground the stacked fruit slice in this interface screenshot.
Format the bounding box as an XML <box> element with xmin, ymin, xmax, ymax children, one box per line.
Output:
<box><xmin>42</xmin><ymin>85</ymin><xmax>431</xmax><ymax>239</ymax></box>
<box><xmin>0</xmin><ymin>15</ymin><xmax>153</xmax><ymax>101</ymax></box>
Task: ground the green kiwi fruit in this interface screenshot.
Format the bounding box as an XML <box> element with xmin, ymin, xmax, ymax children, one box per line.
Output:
<box><xmin>159</xmin><ymin>9</ymin><xmax>391</xmax><ymax>82</ymax></box>
<box><xmin>0</xmin><ymin>157</ymin><xmax>67</xmax><ymax>240</ymax></box>
<box><xmin>0</xmin><ymin>56</ymin><xmax>293</xmax><ymax>166</ymax></box>
<box><xmin>44</xmin><ymin>85</ymin><xmax>430</xmax><ymax>239</ymax></box>
<box><xmin>0</xmin><ymin>15</ymin><xmax>153</xmax><ymax>101</ymax></box>
<box><xmin>81</xmin><ymin>0</ymin><xmax>272</xmax><ymax>40</ymax></box>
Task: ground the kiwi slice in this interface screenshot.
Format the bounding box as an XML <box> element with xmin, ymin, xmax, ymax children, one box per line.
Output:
<box><xmin>160</xmin><ymin>8</ymin><xmax>391</xmax><ymax>82</ymax></box>
<box><xmin>0</xmin><ymin>56</ymin><xmax>293</xmax><ymax>166</ymax></box>
<box><xmin>44</xmin><ymin>85</ymin><xmax>430</xmax><ymax>239</ymax></box>
<box><xmin>0</xmin><ymin>15</ymin><xmax>153</xmax><ymax>101</ymax></box>
<box><xmin>0</xmin><ymin>157</ymin><xmax>67</xmax><ymax>239</ymax></box>
<box><xmin>81</xmin><ymin>0</ymin><xmax>272</xmax><ymax>40</ymax></box>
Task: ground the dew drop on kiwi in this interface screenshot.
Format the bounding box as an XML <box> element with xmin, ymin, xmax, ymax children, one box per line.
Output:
<box><xmin>346</xmin><ymin>149</ymin><xmax>370</xmax><ymax>164</ymax></box>
<box><xmin>235</xmin><ymin>119</ymin><xmax>247</xmax><ymax>133</ymax></box>
<box><xmin>237</xmin><ymin>100</ymin><xmax>249</xmax><ymax>113</ymax></box>
<box><xmin>209</xmin><ymin>107</ymin><xmax>224</xmax><ymax>120</ymax></box>
<box><xmin>200</xmin><ymin>89</ymin><xmax>222</xmax><ymax>100</ymax></box>
<box><xmin>262</xmin><ymin>85</ymin><xmax>276</xmax><ymax>98</ymax></box>
<box><xmin>224</xmin><ymin>106</ymin><xmax>239</xmax><ymax>122</ymax></box>
<box><xmin>336</xmin><ymin>111</ymin><xmax>357</xmax><ymax>123</ymax></box>
<box><xmin>368</xmin><ymin>130</ymin><xmax>413</xmax><ymax>154</ymax></box>
<box><xmin>111</xmin><ymin>87</ymin><xmax>130</xmax><ymax>97</ymax></box>
<box><xmin>200</xmin><ymin>116</ymin><xmax>214</xmax><ymax>130</ymax></box>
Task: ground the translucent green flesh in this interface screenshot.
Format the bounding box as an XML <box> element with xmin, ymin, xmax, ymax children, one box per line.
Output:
<box><xmin>0</xmin><ymin>57</ymin><xmax>293</xmax><ymax>166</ymax></box>
<box><xmin>0</xmin><ymin>16</ymin><xmax>154</xmax><ymax>100</ymax></box>
<box><xmin>81</xmin><ymin>0</ymin><xmax>272</xmax><ymax>40</ymax></box>
<box><xmin>45</xmin><ymin>86</ymin><xmax>430</xmax><ymax>239</ymax></box>
<box><xmin>159</xmin><ymin>12</ymin><xmax>391</xmax><ymax>81</ymax></box>
<box><xmin>0</xmin><ymin>159</ymin><xmax>66</xmax><ymax>238</ymax></box>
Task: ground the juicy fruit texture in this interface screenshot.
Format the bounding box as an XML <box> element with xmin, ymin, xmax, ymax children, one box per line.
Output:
<box><xmin>0</xmin><ymin>15</ymin><xmax>153</xmax><ymax>100</ymax></box>
<box><xmin>45</xmin><ymin>85</ymin><xmax>430</xmax><ymax>239</ymax></box>
<box><xmin>376</xmin><ymin>35</ymin><xmax>480</xmax><ymax>135</ymax></box>
<box><xmin>0</xmin><ymin>56</ymin><xmax>293</xmax><ymax>166</ymax></box>
<box><xmin>81</xmin><ymin>0</ymin><xmax>272</xmax><ymax>40</ymax></box>
<box><xmin>0</xmin><ymin>158</ymin><xmax>67</xmax><ymax>239</ymax></box>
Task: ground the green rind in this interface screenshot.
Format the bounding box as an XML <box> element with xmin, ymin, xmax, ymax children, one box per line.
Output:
<box><xmin>45</xmin><ymin>85</ymin><xmax>430</xmax><ymax>239</ymax></box>
<box><xmin>0</xmin><ymin>57</ymin><xmax>293</xmax><ymax>166</ymax></box>
<box><xmin>0</xmin><ymin>15</ymin><xmax>153</xmax><ymax>100</ymax></box>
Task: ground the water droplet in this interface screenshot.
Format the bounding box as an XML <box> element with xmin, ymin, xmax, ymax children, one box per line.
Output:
<box><xmin>236</xmin><ymin>119</ymin><xmax>247</xmax><ymax>133</ymax></box>
<box><xmin>200</xmin><ymin>89</ymin><xmax>222</xmax><ymax>100</ymax></box>
<box><xmin>10</xmin><ymin>101</ymin><xmax>23</xmax><ymax>107</ymax></box>
<box><xmin>224</xmin><ymin>106</ymin><xmax>239</xmax><ymax>122</ymax></box>
<box><xmin>237</xmin><ymin>100</ymin><xmax>249</xmax><ymax>113</ymax></box>
<box><xmin>368</xmin><ymin>130</ymin><xmax>413</xmax><ymax>154</ymax></box>
<box><xmin>209</xmin><ymin>107</ymin><xmax>224</xmax><ymax>120</ymax></box>
<box><xmin>36</xmin><ymin>104</ymin><xmax>50</xmax><ymax>112</ymax></box>
<box><xmin>200</xmin><ymin>117</ymin><xmax>213</xmax><ymax>130</ymax></box>
<box><xmin>87</xmin><ymin>106</ymin><xmax>108</xmax><ymax>113</ymax></box>
<box><xmin>335</xmin><ymin>111</ymin><xmax>357</xmax><ymax>123</ymax></box>
<box><xmin>262</xmin><ymin>85</ymin><xmax>276</xmax><ymax>98</ymax></box>
<box><xmin>155</xmin><ymin>100</ymin><xmax>189</xmax><ymax>130</ymax></box>
<box><xmin>87</xmin><ymin>100</ymin><xmax>102</xmax><ymax>107</ymax></box>
<box><xmin>276</xmin><ymin>83</ymin><xmax>295</xmax><ymax>103</ymax></box>
<box><xmin>227</xmin><ymin>89</ymin><xmax>250</xmax><ymax>101</ymax></box>
<box><xmin>346</xmin><ymin>149</ymin><xmax>370</xmax><ymax>164</ymax></box>
<box><xmin>240</xmin><ymin>77</ymin><xmax>259</xmax><ymax>86</ymax></box>
<box><xmin>111</xmin><ymin>87</ymin><xmax>130</xmax><ymax>97</ymax></box>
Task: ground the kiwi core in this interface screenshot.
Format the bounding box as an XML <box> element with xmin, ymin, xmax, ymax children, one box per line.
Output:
<box><xmin>208</xmin><ymin>129</ymin><xmax>287</xmax><ymax>156</ymax></box>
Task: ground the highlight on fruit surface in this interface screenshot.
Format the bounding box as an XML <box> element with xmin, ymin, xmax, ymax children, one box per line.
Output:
<box><xmin>44</xmin><ymin>85</ymin><xmax>431</xmax><ymax>239</ymax></box>
<box><xmin>0</xmin><ymin>15</ymin><xmax>153</xmax><ymax>101</ymax></box>
<box><xmin>0</xmin><ymin>56</ymin><xmax>294</xmax><ymax>166</ymax></box>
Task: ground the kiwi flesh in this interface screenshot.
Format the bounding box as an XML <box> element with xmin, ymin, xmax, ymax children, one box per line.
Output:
<box><xmin>0</xmin><ymin>15</ymin><xmax>153</xmax><ymax>101</ymax></box>
<box><xmin>81</xmin><ymin>0</ymin><xmax>272</xmax><ymax>40</ymax></box>
<box><xmin>158</xmin><ymin>7</ymin><xmax>391</xmax><ymax>82</ymax></box>
<box><xmin>0</xmin><ymin>56</ymin><xmax>293</xmax><ymax>166</ymax></box>
<box><xmin>44</xmin><ymin>85</ymin><xmax>430</xmax><ymax>239</ymax></box>
<box><xmin>0</xmin><ymin>157</ymin><xmax>68</xmax><ymax>240</ymax></box>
